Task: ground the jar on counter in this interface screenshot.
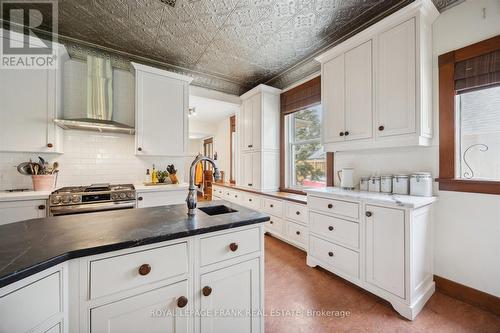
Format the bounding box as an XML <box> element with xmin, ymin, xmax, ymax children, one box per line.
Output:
<box><xmin>381</xmin><ymin>175</ymin><xmax>393</xmax><ymax>193</ymax></box>
<box><xmin>360</xmin><ymin>177</ymin><xmax>370</xmax><ymax>191</ymax></box>
<box><xmin>368</xmin><ymin>176</ymin><xmax>381</xmax><ymax>192</ymax></box>
<box><xmin>392</xmin><ymin>175</ymin><xmax>409</xmax><ymax>195</ymax></box>
<box><xmin>410</xmin><ymin>172</ymin><xmax>433</xmax><ymax>197</ymax></box>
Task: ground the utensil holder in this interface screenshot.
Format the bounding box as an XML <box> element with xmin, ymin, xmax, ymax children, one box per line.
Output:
<box><xmin>169</xmin><ymin>173</ymin><xmax>179</xmax><ymax>184</ymax></box>
<box><xmin>32</xmin><ymin>175</ymin><xmax>56</xmax><ymax>191</ymax></box>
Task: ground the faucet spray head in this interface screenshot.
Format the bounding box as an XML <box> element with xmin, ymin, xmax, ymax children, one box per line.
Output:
<box><xmin>213</xmin><ymin>168</ymin><xmax>221</xmax><ymax>181</ymax></box>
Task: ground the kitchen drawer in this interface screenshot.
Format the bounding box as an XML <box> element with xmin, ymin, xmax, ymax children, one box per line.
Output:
<box><xmin>243</xmin><ymin>192</ymin><xmax>261</xmax><ymax>210</ymax></box>
<box><xmin>285</xmin><ymin>221</ymin><xmax>308</xmax><ymax>247</ymax></box>
<box><xmin>213</xmin><ymin>186</ymin><xmax>224</xmax><ymax>198</ymax></box>
<box><xmin>284</xmin><ymin>202</ymin><xmax>308</xmax><ymax>225</ymax></box>
<box><xmin>137</xmin><ymin>190</ymin><xmax>187</xmax><ymax>208</ymax></box>
<box><xmin>223</xmin><ymin>189</ymin><xmax>235</xmax><ymax>201</ymax></box>
<box><xmin>310</xmin><ymin>212</ymin><xmax>359</xmax><ymax>249</ymax></box>
<box><xmin>90</xmin><ymin>242</ymin><xmax>188</xmax><ymax>299</ymax></box>
<box><xmin>308</xmin><ymin>196</ymin><xmax>359</xmax><ymax>220</ymax></box>
<box><xmin>231</xmin><ymin>190</ymin><xmax>243</xmax><ymax>203</ymax></box>
<box><xmin>0</xmin><ymin>271</ymin><xmax>61</xmax><ymax>333</ymax></box>
<box><xmin>265</xmin><ymin>215</ymin><xmax>284</xmax><ymax>234</ymax></box>
<box><xmin>200</xmin><ymin>227</ymin><xmax>260</xmax><ymax>266</ymax></box>
<box><xmin>309</xmin><ymin>236</ymin><xmax>359</xmax><ymax>279</ymax></box>
<box><xmin>262</xmin><ymin>197</ymin><xmax>283</xmax><ymax>217</ymax></box>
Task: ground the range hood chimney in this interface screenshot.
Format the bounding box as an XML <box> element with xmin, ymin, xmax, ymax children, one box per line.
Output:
<box><xmin>55</xmin><ymin>55</ymin><xmax>135</xmax><ymax>134</ymax></box>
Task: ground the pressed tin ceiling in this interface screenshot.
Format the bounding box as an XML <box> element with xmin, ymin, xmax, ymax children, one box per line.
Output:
<box><xmin>45</xmin><ymin>0</ymin><xmax>461</xmax><ymax>94</ymax></box>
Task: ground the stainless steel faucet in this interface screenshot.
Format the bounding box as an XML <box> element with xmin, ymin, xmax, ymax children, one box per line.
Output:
<box><xmin>186</xmin><ymin>154</ymin><xmax>221</xmax><ymax>215</ymax></box>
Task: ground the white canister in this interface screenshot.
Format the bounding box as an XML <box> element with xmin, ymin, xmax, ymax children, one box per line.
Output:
<box><xmin>381</xmin><ymin>175</ymin><xmax>393</xmax><ymax>193</ymax></box>
<box><xmin>392</xmin><ymin>175</ymin><xmax>409</xmax><ymax>195</ymax></box>
<box><xmin>368</xmin><ymin>176</ymin><xmax>381</xmax><ymax>192</ymax></box>
<box><xmin>360</xmin><ymin>177</ymin><xmax>370</xmax><ymax>191</ymax></box>
<box><xmin>410</xmin><ymin>172</ymin><xmax>433</xmax><ymax>197</ymax></box>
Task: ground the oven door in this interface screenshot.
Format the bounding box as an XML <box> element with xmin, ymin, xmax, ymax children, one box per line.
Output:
<box><xmin>49</xmin><ymin>200</ymin><xmax>136</xmax><ymax>216</ymax></box>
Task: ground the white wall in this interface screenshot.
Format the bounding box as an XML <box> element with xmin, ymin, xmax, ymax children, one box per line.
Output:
<box><xmin>334</xmin><ymin>0</ymin><xmax>500</xmax><ymax>296</ymax></box>
<box><xmin>214</xmin><ymin>116</ymin><xmax>232</xmax><ymax>181</ymax></box>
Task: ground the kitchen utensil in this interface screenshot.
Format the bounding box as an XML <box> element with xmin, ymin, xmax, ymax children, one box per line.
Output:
<box><xmin>337</xmin><ymin>168</ymin><xmax>355</xmax><ymax>189</ymax></box>
<box><xmin>16</xmin><ymin>162</ymin><xmax>32</xmax><ymax>175</ymax></box>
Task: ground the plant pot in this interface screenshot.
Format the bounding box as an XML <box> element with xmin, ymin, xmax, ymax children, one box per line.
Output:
<box><xmin>169</xmin><ymin>173</ymin><xmax>179</xmax><ymax>184</ymax></box>
<box><xmin>32</xmin><ymin>175</ymin><xmax>56</xmax><ymax>191</ymax></box>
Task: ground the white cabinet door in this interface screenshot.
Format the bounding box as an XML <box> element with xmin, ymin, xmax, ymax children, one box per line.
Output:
<box><xmin>0</xmin><ymin>200</ymin><xmax>47</xmax><ymax>225</ymax></box>
<box><xmin>91</xmin><ymin>280</ymin><xmax>189</xmax><ymax>333</ymax></box>
<box><xmin>137</xmin><ymin>190</ymin><xmax>187</xmax><ymax>208</ymax></box>
<box><xmin>344</xmin><ymin>40</ymin><xmax>373</xmax><ymax>141</ymax></box>
<box><xmin>365</xmin><ymin>205</ymin><xmax>405</xmax><ymax>298</ymax></box>
<box><xmin>200</xmin><ymin>258</ymin><xmax>261</xmax><ymax>333</ymax></box>
<box><xmin>250</xmin><ymin>94</ymin><xmax>261</xmax><ymax>150</ymax></box>
<box><xmin>242</xmin><ymin>98</ymin><xmax>253</xmax><ymax>151</ymax></box>
<box><xmin>241</xmin><ymin>152</ymin><xmax>254</xmax><ymax>188</ymax></box>
<box><xmin>135</xmin><ymin>65</ymin><xmax>189</xmax><ymax>156</ymax></box>
<box><xmin>322</xmin><ymin>55</ymin><xmax>345</xmax><ymax>144</ymax></box>
<box><xmin>377</xmin><ymin>18</ymin><xmax>416</xmax><ymax>137</ymax></box>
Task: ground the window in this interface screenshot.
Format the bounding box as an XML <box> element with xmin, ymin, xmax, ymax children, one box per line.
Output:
<box><xmin>438</xmin><ymin>35</ymin><xmax>500</xmax><ymax>195</ymax></box>
<box><xmin>285</xmin><ymin>105</ymin><xmax>326</xmax><ymax>189</ymax></box>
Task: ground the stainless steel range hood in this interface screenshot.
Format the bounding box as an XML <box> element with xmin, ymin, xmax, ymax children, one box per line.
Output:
<box><xmin>55</xmin><ymin>55</ymin><xmax>135</xmax><ymax>134</ymax></box>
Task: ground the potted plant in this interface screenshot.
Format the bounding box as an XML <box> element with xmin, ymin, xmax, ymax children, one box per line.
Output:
<box><xmin>157</xmin><ymin>170</ymin><xmax>169</xmax><ymax>183</ymax></box>
<box><xmin>167</xmin><ymin>164</ymin><xmax>179</xmax><ymax>184</ymax></box>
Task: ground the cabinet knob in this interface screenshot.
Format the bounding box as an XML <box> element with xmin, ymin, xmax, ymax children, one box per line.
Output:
<box><xmin>138</xmin><ymin>196</ymin><xmax>143</xmax><ymax>201</ymax></box>
<box><xmin>46</xmin><ymin>143</ymin><xmax>53</xmax><ymax>148</ymax></box>
<box><xmin>248</xmin><ymin>144</ymin><xmax>253</xmax><ymax>148</ymax></box>
<box><xmin>365</xmin><ymin>211</ymin><xmax>373</xmax><ymax>217</ymax></box>
<box><xmin>270</xmin><ymin>204</ymin><xmax>274</xmax><ymax>208</ymax></box>
<box><xmin>328</xmin><ymin>226</ymin><xmax>334</xmax><ymax>231</ymax></box>
<box><xmin>38</xmin><ymin>205</ymin><xmax>46</xmax><ymax>210</ymax></box>
<box><xmin>378</xmin><ymin>125</ymin><xmax>385</xmax><ymax>131</ymax></box>
<box><xmin>339</xmin><ymin>132</ymin><xmax>344</xmax><ymax>137</ymax></box>
<box><xmin>229</xmin><ymin>242</ymin><xmax>238</xmax><ymax>252</ymax></box>
<box><xmin>137</xmin><ymin>147</ymin><xmax>142</xmax><ymax>152</ymax></box>
<box><xmin>249</xmin><ymin>198</ymin><xmax>252</xmax><ymax>202</ymax></box>
<box><xmin>296</xmin><ymin>231</ymin><xmax>300</xmax><ymax>235</ymax></box>
<box><xmin>327</xmin><ymin>203</ymin><xmax>333</xmax><ymax>209</ymax></box>
<box><xmin>138</xmin><ymin>264</ymin><xmax>151</xmax><ymax>276</ymax></box>
<box><xmin>202</xmin><ymin>286</ymin><xmax>212</xmax><ymax>297</ymax></box>
<box><xmin>296</xmin><ymin>211</ymin><xmax>300</xmax><ymax>215</ymax></box>
<box><xmin>177</xmin><ymin>296</ymin><xmax>188</xmax><ymax>308</ymax></box>
<box><xmin>328</xmin><ymin>252</ymin><xmax>334</xmax><ymax>257</ymax></box>
<box><xmin>235</xmin><ymin>195</ymin><xmax>238</xmax><ymax>198</ymax></box>
<box><xmin>270</xmin><ymin>220</ymin><xmax>274</xmax><ymax>224</ymax></box>
<box><xmin>344</xmin><ymin>131</ymin><xmax>349</xmax><ymax>136</ymax></box>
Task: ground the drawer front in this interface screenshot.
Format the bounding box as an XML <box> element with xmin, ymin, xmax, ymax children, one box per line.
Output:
<box><xmin>285</xmin><ymin>221</ymin><xmax>308</xmax><ymax>247</ymax></box>
<box><xmin>200</xmin><ymin>227</ymin><xmax>260</xmax><ymax>266</ymax></box>
<box><xmin>137</xmin><ymin>190</ymin><xmax>187</xmax><ymax>208</ymax></box>
<box><xmin>308</xmin><ymin>196</ymin><xmax>359</xmax><ymax>220</ymax></box>
<box><xmin>310</xmin><ymin>212</ymin><xmax>359</xmax><ymax>249</ymax></box>
<box><xmin>213</xmin><ymin>186</ymin><xmax>224</xmax><ymax>198</ymax></box>
<box><xmin>231</xmin><ymin>190</ymin><xmax>243</xmax><ymax>203</ymax></box>
<box><xmin>265</xmin><ymin>215</ymin><xmax>284</xmax><ymax>234</ymax></box>
<box><xmin>284</xmin><ymin>202</ymin><xmax>308</xmax><ymax>224</ymax></box>
<box><xmin>262</xmin><ymin>197</ymin><xmax>283</xmax><ymax>217</ymax></box>
<box><xmin>243</xmin><ymin>193</ymin><xmax>261</xmax><ymax>210</ymax></box>
<box><xmin>90</xmin><ymin>242</ymin><xmax>188</xmax><ymax>299</ymax></box>
<box><xmin>223</xmin><ymin>189</ymin><xmax>235</xmax><ymax>201</ymax></box>
<box><xmin>309</xmin><ymin>236</ymin><xmax>359</xmax><ymax>279</ymax></box>
<box><xmin>0</xmin><ymin>271</ymin><xmax>61</xmax><ymax>333</ymax></box>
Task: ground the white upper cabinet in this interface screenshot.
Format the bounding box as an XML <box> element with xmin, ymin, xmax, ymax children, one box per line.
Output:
<box><xmin>317</xmin><ymin>0</ymin><xmax>438</xmax><ymax>152</ymax></box>
<box><xmin>132</xmin><ymin>63</ymin><xmax>192</xmax><ymax>156</ymax></box>
<box><xmin>0</xmin><ymin>30</ymin><xmax>67</xmax><ymax>153</ymax></box>
<box><xmin>377</xmin><ymin>18</ymin><xmax>416</xmax><ymax>137</ymax></box>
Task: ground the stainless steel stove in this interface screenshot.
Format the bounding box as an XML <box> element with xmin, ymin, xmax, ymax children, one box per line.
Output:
<box><xmin>49</xmin><ymin>183</ymin><xmax>136</xmax><ymax>216</ymax></box>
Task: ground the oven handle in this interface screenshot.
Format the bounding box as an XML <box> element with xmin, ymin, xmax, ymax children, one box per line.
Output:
<box><xmin>49</xmin><ymin>200</ymin><xmax>136</xmax><ymax>215</ymax></box>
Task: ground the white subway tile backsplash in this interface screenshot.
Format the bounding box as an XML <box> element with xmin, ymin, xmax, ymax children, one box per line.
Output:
<box><xmin>0</xmin><ymin>130</ymin><xmax>186</xmax><ymax>190</ymax></box>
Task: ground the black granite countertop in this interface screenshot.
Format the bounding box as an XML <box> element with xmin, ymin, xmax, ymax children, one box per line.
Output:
<box><xmin>0</xmin><ymin>201</ymin><xmax>269</xmax><ymax>288</ymax></box>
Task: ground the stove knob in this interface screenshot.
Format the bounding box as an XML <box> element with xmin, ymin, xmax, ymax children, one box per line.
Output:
<box><xmin>119</xmin><ymin>192</ymin><xmax>126</xmax><ymax>199</ymax></box>
<box><xmin>51</xmin><ymin>196</ymin><xmax>61</xmax><ymax>204</ymax></box>
<box><xmin>127</xmin><ymin>192</ymin><xmax>135</xmax><ymax>198</ymax></box>
<box><xmin>111</xmin><ymin>193</ymin><xmax>118</xmax><ymax>200</ymax></box>
<box><xmin>62</xmin><ymin>195</ymin><xmax>71</xmax><ymax>204</ymax></box>
<box><xmin>71</xmin><ymin>195</ymin><xmax>80</xmax><ymax>203</ymax></box>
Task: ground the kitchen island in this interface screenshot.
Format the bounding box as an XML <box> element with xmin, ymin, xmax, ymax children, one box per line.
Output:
<box><xmin>0</xmin><ymin>200</ymin><xmax>269</xmax><ymax>333</ymax></box>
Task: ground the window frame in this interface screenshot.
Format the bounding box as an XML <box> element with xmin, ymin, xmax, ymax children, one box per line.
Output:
<box><xmin>279</xmin><ymin>76</ymin><xmax>333</xmax><ymax>195</ymax></box>
<box><xmin>437</xmin><ymin>35</ymin><xmax>500</xmax><ymax>195</ymax></box>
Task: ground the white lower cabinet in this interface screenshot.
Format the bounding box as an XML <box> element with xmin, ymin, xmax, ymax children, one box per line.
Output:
<box><xmin>136</xmin><ymin>189</ymin><xmax>187</xmax><ymax>208</ymax></box>
<box><xmin>90</xmin><ymin>280</ymin><xmax>189</xmax><ymax>333</ymax></box>
<box><xmin>199</xmin><ymin>258</ymin><xmax>261</xmax><ymax>333</ymax></box>
<box><xmin>0</xmin><ymin>199</ymin><xmax>47</xmax><ymax>225</ymax></box>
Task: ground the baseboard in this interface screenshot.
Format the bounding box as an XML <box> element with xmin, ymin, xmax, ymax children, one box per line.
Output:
<box><xmin>434</xmin><ymin>275</ymin><xmax>500</xmax><ymax>317</ymax></box>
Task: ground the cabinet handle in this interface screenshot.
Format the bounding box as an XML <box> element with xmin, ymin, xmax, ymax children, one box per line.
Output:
<box><xmin>296</xmin><ymin>211</ymin><xmax>300</xmax><ymax>215</ymax></box>
<box><xmin>229</xmin><ymin>242</ymin><xmax>238</xmax><ymax>252</ymax></box>
<box><xmin>328</xmin><ymin>226</ymin><xmax>334</xmax><ymax>231</ymax></box>
<box><xmin>248</xmin><ymin>183</ymin><xmax>253</xmax><ymax>187</ymax></box>
<box><xmin>344</xmin><ymin>131</ymin><xmax>349</xmax><ymax>136</ymax></box>
<box><xmin>177</xmin><ymin>296</ymin><xmax>188</xmax><ymax>308</ymax></box>
<box><xmin>46</xmin><ymin>143</ymin><xmax>53</xmax><ymax>148</ymax></box>
<box><xmin>138</xmin><ymin>264</ymin><xmax>151</xmax><ymax>276</ymax></box>
<box><xmin>328</xmin><ymin>252</ymin><xmax>334</xmax><ymax>257</ymax></box>
<box><xmin>378</xmin><ymin>125</ymin><xmax>385</xmax><ymax>131</ymax></box>
<box><xmin>327</xmin><ymin>203</ymin><xmax>333</xmax><ymax>209</ymax></box>
<box><xmin>137</xmin><ymin>147</ymin><xmax>142</xmax><ymax>152</ymax></box>
<box><xmin>138</xmin><ymin>196</ymin><xmax>143</xmax><ymax>201</ymax></box>
<box><xmin>38</xmin><ymin>205</ymin><xmax>46</xmax><ymax>210</ymax></box>
<box><xmin>202</xmin><ymin>286</ymin><xmax>212</xmax><ymax>297</ymax></box>
<box><xmin>365</xmin><ymin>211</ymin><xmax>372</xmax><ymax>217</ymax></box>
<box><xmin>296</xmin><ymin>231</ymin><xmax>300</xmax><ymax>235</ymax></box>
<box><xmin>248</xmin><ymin>144</ymin><xmax>253</xmax><ymax>148</ymax></box>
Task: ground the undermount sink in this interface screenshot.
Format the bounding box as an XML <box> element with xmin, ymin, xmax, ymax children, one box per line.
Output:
<box><xmin>198</xmin><ymin>205</ymin><xmax>238</xmax><ymax>216</ymax></box>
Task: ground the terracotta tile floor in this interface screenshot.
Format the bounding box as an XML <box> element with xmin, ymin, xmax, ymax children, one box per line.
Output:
<box><xmin>264</xmin><ymin>235</ymin><xmax>500</xmax><ymax>333</ymax></box>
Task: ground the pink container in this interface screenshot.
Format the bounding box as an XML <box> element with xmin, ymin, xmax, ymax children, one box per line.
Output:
<box><xmin>32</xmin><ymin>175</ymin><xmax>56</xmax><ymax>191</ymax></box>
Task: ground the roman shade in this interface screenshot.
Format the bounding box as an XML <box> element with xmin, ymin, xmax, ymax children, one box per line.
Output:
<box><xmin>280</xmin><ymin>76</ymin><xmax>321</xmax><ymax>114</ymax></box>
<box><xmin>454</xmin><ymin>49</ymin><xmax>500</xmax><ymax>93</ymax></box>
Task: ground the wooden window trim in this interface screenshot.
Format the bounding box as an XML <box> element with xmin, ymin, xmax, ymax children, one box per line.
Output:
<box><xmin>437</xmin><ymin>35</ymin><xmax>500</xmax><ymax>195</ymax></box>
<box><xmin>279</xmin><ymin>76</ymin><xmax>333</xmax><ymax>195</ymax></box>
